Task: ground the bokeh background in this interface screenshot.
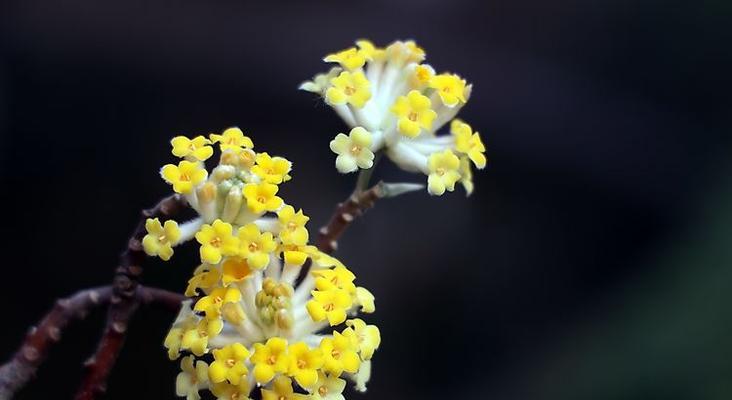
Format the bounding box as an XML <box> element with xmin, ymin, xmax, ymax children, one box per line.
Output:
<box><xmin>1</xmin><ymin>0</ymin><xmax>731</xmax><ymax>399</ymax></box>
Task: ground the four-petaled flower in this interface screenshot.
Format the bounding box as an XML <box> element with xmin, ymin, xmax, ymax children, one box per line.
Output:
<box><xmin>250</xmin><ymin>337</ymin><xmax>290</xmax><ymax>384</ymax></box>
<box><xmin>261</xmin><ymin>376</ymin><xmax>308</xmax><ymax>400</ymax></box>
<box><xmin>287</xmin><ymin>342</ymin><xmax>324</xmax><ymax>388</ymax></box>
<box><xmin>391</xmin><ymin>90</ymin><xmax>437</xmax><ymax>138</ymax></box>
<box><xmin>195</xmin><ymin>219</ymin><xmax>239</xmax><ymax>264</ymax></box>
<box><xmin>277</xmin><ymin>205</ymin><xmax>309</xmax><ymax>245</ymax></box>
<box><xmin>429</xmin><ymin>73</ymin><xmax>467</xmax><ymax>107</ymax></box>
<box><xmin>242</xmin><ymin>182</ymin><xmax>283</xmax><ymax>214</ymax></box>
<box><xmin>142</xmin><ymin>218</ymin><xmax>180</xmax><ymax>261</ymax></box>
<box><xmin>161</xmin><ymin>160</ymin><xmax>208</xmax><ymax>194</ymax></box>
<box><xmin>451</xmin><ymin>119</ymin><xmax>487</xmax><ymax>169</ymax></box>
<box><xmin>309</xmin><ymin>371</ymin><xmax>346</xmax><ymax>400</ymax></box>
<box><xmin>342</xmin><ymin>319</ymin><xmax>381</xmax><ymax>360</ymax></box>
<box><xmin>306</xmin><ymin>288</ymin><xmax>352</xmax><ymax>326</ymax></box>
<box><xmin>329</xmin><ymin>127</ymin><xmax>375</xmax><ymax>174</ymax></box>
<box><xmin>325</xmin><ymin>71</ymin><xmax>371</xmax><ymax>108</ymax></box>
<box><xmin>238</xmin><ymin>223</ymin><xmax>277</xmax><ymax>270</ymax></box>
<box><xmin>208</xmin><ymin>343</ymin><xmax>250</xmax><ymax>385</ymax></box>
<box><xmin>171</xmin><ymin>135</ymin><xmax>214</xmax><ymax>161</ymax></box>
<box><xmin>323</xmin><ymin>47</ymin><xmax>367</xmax><ymax>71</ymax></box>
<box><xmin>251</xmin><ymin>152</ymin><xmax>292</xmax><ymax>184</ymax></box>
<box><xmin>319</xmin><ymin>332</ymin><xmax>360</xmax><ymax>377</ymax></box>
<box><xmin>210</xmin><ymin>127</ymin><xmax>254</xmax><ymax>152</ymax></box>
<box><xmin>175</xmin><ymin>356</ymin><xmax>209</xmax><ymax>400</ymax></box>
<box><xmin>427</xmin><ymin>149</ymin><xmax>461</xmax><ymax>196</ymax></box>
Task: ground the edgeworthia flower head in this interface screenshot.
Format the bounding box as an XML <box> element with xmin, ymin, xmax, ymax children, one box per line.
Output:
<box><xmin>301</xmin><ymin>39</ymin><xmax>487</xmax><ymax>196</ymax></box>
<box><xmin>148</xmin><ymin>128</ymin><xmax>381</xmax><ymax>399</ymax></box>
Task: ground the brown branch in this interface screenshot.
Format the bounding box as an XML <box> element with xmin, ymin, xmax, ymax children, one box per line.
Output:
<box><xmin>74</xmin><ymin>194</ymin><xmax>187</xmax><ymax>400</ymax></box>
<box><xmin>316</xmin><ymin>182</ymin><xmax>385</xmax><ymax>254</ymax></box>
<box><xmin>0</xmin><ymin>286</ymin><xmax>185</xmax><ymax>400</ymax></box>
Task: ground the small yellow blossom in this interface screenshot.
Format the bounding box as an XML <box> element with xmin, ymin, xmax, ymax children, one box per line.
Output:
<box><xmin>281</xmin><ymin>243</ymin><xmax>318</xmax><ymax>267</ymax></box>
<box><xmin>306</xmin><ymin>289</ymin><xmax>352</xmax><ymax>326</ymax></box>
<box><xmin>427</xmin><ymin>149</ymin><xmax>461</xmax><ymax>196</ymax></box>
<box><xmin>209</xmin><ymin>343</ymin><xmax>250</xmax><ymax>385</ymax></box>
<box><xmin>320</xmin><ymin>332</ymin><xmax>360</xmax><ymax>377</ymax></box>
<box><xmin>210</xmin><ymin>127</ymin><xmax>254</xmax><ymax>152</ymax></box>
<box><xmin>429</xmin><ymin>73</ymin><xmax>467</xmax><ymax>107</ymax></box>
<box><xmin>171</xmin><ymin>135</ymin><xmax>214</xmax><ymax>161</ymax></box>
<box><xmin>309</xmin><ymin>371</ymin><xmax>346</xmax><ymax>400</ymax></box>
<box><xmin>210</xmin><ymin>380</ymin><xmax>251</xmax><ymax>400</ymax></box>
<box><xmin>459</xmin><ymin>156</ymin><xmax>474</xmax><ymax>195</ymax></box>
<box><xmin>410</xmin><ymin>64</ymin><xmax>434</xmax><ymax>88</ymax></box>
<box><xmin>195</xmin><ymin>219</ymin><xmax>240</xmax><ymax>264</ymax></box>
<box><xmin>176</xmin><ymin>356</ymin><xmax>209</xmax><ymax>400</ymax></box>
<box><xmin>355</xmin><ymin>287</ymin><xmax>375</xmax><ymax>313</ymax></box>
<box><xmin>186</xmin><ymin>265</ymin><xmax>222</xmax><ymax>296</ymax></box>
<box><xmin>261</xmin><ymin>376</ymin><xmax>308</xmax><ymax>400</ymax></box>
<box><xmin>194</xmin><ymin>287</ymin><xmax>242</xmax><ymax>321</ymax></box>
<box><xmin>343</xmin><ymin>319</ymin><xmax>381</xmax><ymax>360</ymax></box>
<box><xmin>161</xmin><ymin>160</ymin><xmax>208</xmax><ymax>194</ymax></box>
<box><xmin>180</xmin><ymin>322</ymin><xmax>212</xmax><ymax>356</ymax></box>
<box><xmin>221</xmin><ymin>257</ymin><xmax>253</xmax><ymax>285</ymax></box>
<box><xmin>142</xmin><ymin>218</ymin><xmax>180</xmax><ymax>261</ymax></box>
<box><xmin>391</xmin><ymin>90</ymin><xmax>437</xmax><ymax>138</ymax></box>
<box><xmin>325</xmin><ymin>71</ymin><xmax>371</xmax><ymax>108</ymax></box>
<box><xmin>287</xmin><ymin>342</ymin><xmax>323</xmax><ymax>388</ymax></box>
<box><xmin>238</xmin><ymin>223</ymin><xmax>277</xmax><ymax>270</ymax></box>
<box><xmin>451</xmin><ymin>119</ymin><xmax>486</xmax><ymax>169</ymax></box>
<box><xmin>329</xmin><ymin>127</ymin><xmax>375</xmax><ymax>173</ymax></box>
<box><xmin>250</xmin><ymin>337</ymin><xmax>290</xmax><ymax>384</ymax></box>
<box><xmin>277</xmin><ymin>205</ymin><xmax>309</xmax><ymax>246</ymax></box>
<box><xmin>251</xmin><ymin>152</ymin><xmax>292</xmax><ymax>184</ymax></box>
<box><xmin>242</xmin><ymin>182</ymin><xmax>284</xmax><ymax>214</ymax></box>
<box><xmin>356</xmin><ymin>40</ymin><xmax>385</xmax><ymax>61</ymax></box>
<box><xmin>323</xmin><ymin>47</ymin><xmax>366</xmax><ymax>71</ymax></box>
<box><xmin>313</xmin><ymin>266</ymin><xmax>356</xmax><ymax>294</ymax></box>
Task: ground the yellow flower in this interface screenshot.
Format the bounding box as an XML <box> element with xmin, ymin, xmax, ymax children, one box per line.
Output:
<box><xmin>325</xmin><ymin>71</ymin><xmax>371</xmax><ymax>109</ymax></box>
<box><xmin>277</xmin><ymin>205</ymin><xmax>309</xmax><ymax>246</ymax></box>
<box><xmin>142</xmin><ymin>218</ymin><xmax>180</xmax><ymax>261</ymax></box>
<box><xmin>221</xmin><ymin>257</ymin><xmax>253</xmax><ymax>285</ymax></box>
<box><xmin>287</xmin><ymin>342</ymin><xmax>323</xmax><ymax>388</ymax></box>
<box><xmin>410</xmin><ymin>64</ymin><xmax>434</xmax><ymax>88</ymax></box>
<box><xmin>306</xmin><ymin>289</ymin><xmax>352</xmax><ymax>326</ymax></box>
<box><xmin>176</xmin><ymin>356</ymin><xmax>209</xmax><ymax>400</ymax></box>
<box><xmin>280</xmin><ymin>243</ymin><xmax>318</xmax><ymax>267</ymax></box>
<box><xmin>309</xmin><ymin>371</ymin><xmax>346</xmax><ymax>400</ymax></box>
<box><xmin>427</xmin><ymin>149</ymin><xmax>461</xmax><ymax>196</ymax></box>
<box><xmin>329</xmin><ymin>127</ymin><xmax>375</xmax><ymax>173</ymax></box>
<box><xmin>356</xmin><ymin>39</ymin><xmax>385</xmax><ymax>61</ymax></box>
<box><xmin>391</xmin><ymin>90</ymin><xmax>437</xmax><ymax>138</ymax></box>
<box><xmin>209</xmin><ymin>343</ymin><xmax>250</xmax><ymax>385</ymax></box>
<box><xmin>355</xmin><ymin>287</ymin><xmax>375</xmax><ymax>313</ymax></box>
<box><xmin>429</xmin><ymin>73</ymin><xmax>467</xmax><ymax>107</ymax></box>
<box><xmin>194</xmin><ymin>287</ymin><xmax>242</xmax><ymax>321</ymax></box>
<box><xmin>210</xmin><ymin>127</ymin><xmax>254</xmax><ymax>152</ymax></box>
<box><xmin>343</xmin><ymin>319</ymin><xmax>381</xmax><ymax>360</ymax></box>
<box><xmin>261</xmin><ymin>376</ymin><xmax>308</xmax><ymax>400</ymax></box>
<box><xmin>181</xmin><ymin>321</ymin><xmax>215</xmax><ymax>356</ymax></box>
<box><xmin>458</xmin><ymin>156</ymin><xmax>474</xmax><ymax>195</ymax></box>
<box><xmin>242</xmin><ymin>182</ymin><xmax>284</xmax><ymax>214</ymax></box>
<box><xmin>320</xmin><ymin>332</ymin><xmax>360</xmax><ymax>377</ymax></box>
<box><xmin>250</xmin><ymin>337</ymin><xmax>290</xmax><ymax>384</ymax></box>
<box><xmin>451</xmin><ymin>119</ymin><xmax>486</xmax><ymax>169</ymax></box>
<box><xmin>313</xmin><ymin>266</ymin><xmax>356</xmax><ymax>294</ymax></box>
<box><xmin>186</xmin><ymin>265</ymin><xmax>222</xmax><ymax>296</ymax></box>
<box><xmin>323</xmin><ymin>47</ymin><xmax>366</xmax><ymax>71</ymax></box>
<box><xmin>161</xmin><ymin>160</ymin><xmax>208</xmax><ymax>194</ymax></box>
<box><xmin>238</xmin><ymin>223</ymin><xmax>277</xmax><ymax>270</ymax></box>
<box><xmin>210</xmin><ymin>380</ymin><xmax>251</xmax><ymax>400</ymax></box>
<box><xmin>195</xmin><ymin>220</ymin><xmax>240</xmax><ymax>264</ymax></box>
<box><xmin>171</xmin><ymin>135</ymin><xmax>214</xmax><ymax>161</ymax></box>
<box><xmin>251</xmin><ymin>152</ymin><xmax>292</xmax><ymax>184</ymax></box>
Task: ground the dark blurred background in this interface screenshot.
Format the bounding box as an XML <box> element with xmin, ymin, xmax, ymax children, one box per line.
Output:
<box><xmin>1</xmin><ymin>0</ymin><xmax>732</xmax><ymax>399</ymax></box>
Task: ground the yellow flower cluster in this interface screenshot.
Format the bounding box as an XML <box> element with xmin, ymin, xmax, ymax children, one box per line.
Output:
<box><xmin>146</xmin><ymin>128</ymin><xmax>380</xmax><ymax>399</ymax></box>
<box><xmin>301</xmin><ymin>39</ymin><xmax>487</xmax><ymax>196</ymax></box>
